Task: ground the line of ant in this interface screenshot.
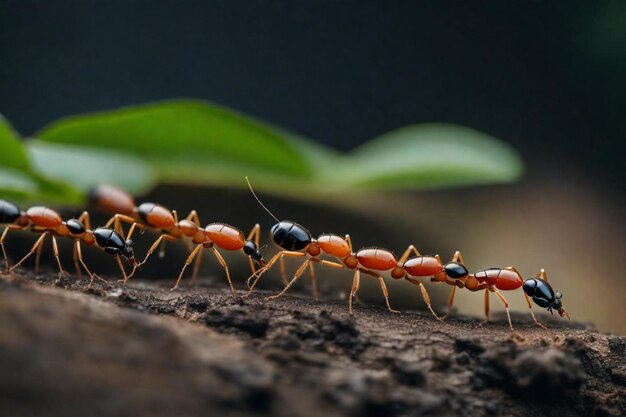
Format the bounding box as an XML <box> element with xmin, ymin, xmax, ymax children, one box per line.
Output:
<box><xmin>0</xmin><ymin>179</ymin><xmax>569</xmax><ymax>330</ymax></box>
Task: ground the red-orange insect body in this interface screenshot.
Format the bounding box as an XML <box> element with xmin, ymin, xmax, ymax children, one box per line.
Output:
<box><xmin>317</xmin><ymin>234</ymin><xmax>351</xmax><ymax>258</ymax></box>
<box><xmin>402</xmin><ymin>256</ymin><xmax>444</xmax><ymax>278</ymax></box>
<box><xmin>21</xmin><ymin>207</ymin><xmax>95</xmax><ymax>247</ymax></box>
<box><xmin>473</xmin><ymin>268</ymin><xmax>523</xmax><ymax>291</ymax></box>
<box><xmin>89</xmin><ymin>184</ymin><xmax>136</xmax><ymax>217</ymax></box>
<box><xmin>356</xmin><ymin>248</ymin><xmax>396</xmax><ymax>271</ymax></box>
<box><xmin>172</xmin><ymin>222</ymin><xmax>264</xmax><ymax>294</ymax></box>
<box><xmin>354</xmin><ymin>247</ymin><xmax>444</xmax><ymax>280</ymax></box>
<box><xmin>89</xmin><ymin>185</ymin><xmax>188</xmax><ymax>238</ymax></box>
<box><xmin>89</xmin><ymin>185</ymin><xmax>264</xmax><ymax>290</ymax></box>
<box><xmin>204</xmin><ymin>223</ymin><xmax>246</xmax><ymax>251</ymax></box>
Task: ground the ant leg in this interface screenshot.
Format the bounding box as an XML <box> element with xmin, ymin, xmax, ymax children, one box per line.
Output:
<box><xmin>34</xmin><ymin>235</ymin><xmax>45</xmax><ymax>274</ymax></box>
<box><xmin>378</xmin><ymin>276</ymin><xmax>400</xmax><ymax>313</ymax></box>
<box><xmin>158</xmin><ymin>212</ymin><xmax>177</xmax><ymax>258</ymax></box>
<box><xmin>440</xmin><ymin>286</ymin><xmax>457</xmax><ymax>320</ymax></box>
<box><xmin>51</xmin><ymin>236</ymin><xmax>68</xmax><ymax>278</ymax></box>
<box><xmin>139</xmin><ymin>234</ymin><xmax>177</xmax><ymax>266</ymax></box>
<box><xmin>374</xmin><ymin>273</ymin><xmax>400</xmax><ymax>314</ymax></box>
<box><xmin>523</xmin><ymin>292</ymin><xmax>548</xmax><ymax>329</ymax></box>
<box><xmin>189</xmin><ymin>246</ymin><xmax>204</xmax><ymax>285</ymax></box>
<box><xmin>358</xmin><ymin>268</ymin><xmax>399</xmax><ymax>313</ymax></box>
<box><xmin>278</xmin><ymin>256</ymin><xmax>288</xmax><ymax>285</ymax></box>
<box><xmin>115</xmin><ymin>255</ymin><xmax>130</xmax><ymax>283</ymax></box>
<box><xmin>398</xmin><ymin>245</ymin><xmax>422</xmax><ymax>264</ymax></box>
<box><xmin>245</xmin><ymin>224</ymin><xmax>261</xmax><ymax>274</ymax></box>
<box><xmin>485</xmin><ymin>289</ymin><xmax>490</xmax><ymax>321</ymax></box>
<box><xmin>1</xmin><ymin>225</ymin><xmax>26</xmax><ymax>272</ymax></box>
<box><xmin>349</xmin><ymin>269</ymin><xmax>361</xmax><ymax>314</ymax></box>
<box><xmin>405</xmin><ymin>277</ymin><xmax>440</xmax><ymax>320</ymax></box>
<box><xmin>266</xmin><ymin>258</ymin><xmax>312</xmax><ymax>302</ymax></box>
<box><xmin>345</xmin><ymin>234</ymin><xmax>353</xmax><ymax>252</ymax></box>
<box><xmin>245</xmin><ymin>251</ymin><xmax>306</xmax><ymax>295</ymax></box>
<box><xmin>105</xmin><ymin>214</ymin><xmax>137</xmax><ymax>239</ymax></box>
<box><xmin>211</xmin><ymin>247</ymin><xmax>236</xmax><ymax>296</ymax></box>
<box><xmin>493</xmin><ymin>288</ymin><xmax>513</xmax><ymax>330</ymax></box>
<box><xmin>10</xmin><ymin>232</ymin><xmax>48</xmax><ymax>273</ymax></box>
<box><xmin>75</xmin><ymin>241</ymin><xmax>105</xmax><ymax>289</ymax></box>
<box><xmin>72</xmin><ymin>241</ymin><xmax>82</xmax><ymax>279</ymax></box>
<box><xmin>77</xmin><ymin>211</ymin><xmax>91</xmax><ymax>229</ymax></box>
<box><xmin>184</xmin><ymin>210</ymin><xmax>201</xmax><ymax>225</ymax></box>
<box><xmin>1</xmin><ymin>225</ymin><xmax>27</xmax><ymax>272</ymax></box>
<box><xmin>308</xmin><ymin>262</ymin><xmax>320</xmax><ymax>301</ymax></box>
<box><xmin>450</xmin><ymin>250</ymin><xmax>466</xmax><ymax>264</ymax></box>
<box><xmin>0</xmin><ymin>227</ymin><xmax>10</xmax><ymax>272</ymax></box>
<box><xmin>478</xmin><ymin>289</ymin><xmax>491</xmax><ymax>326</ymax></box>
<box><xmin>172</xmin><ymin>244</ymin><xmax>203</xmax><ymax>290</ymax></box>
<box><xmin>536</xmin><ymin>268</ymin><xmax>548</xmax><ymax>281</ymax></box>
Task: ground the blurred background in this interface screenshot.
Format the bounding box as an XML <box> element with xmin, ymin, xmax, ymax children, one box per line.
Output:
<box><xmin>0</xmin><ymin>1</ymin><xmax>624</xmax><ymax>334</ymax></box>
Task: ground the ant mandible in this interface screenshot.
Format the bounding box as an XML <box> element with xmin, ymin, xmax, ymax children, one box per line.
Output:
<box><xmin>244</xmin><ymin>178</ymin><xmax>443</xmax><ymax>318</ymax></box>
<box><xmin>431</xmin><ymin>251</ymin><xmax>569</xmax><ymax>329</ymax></box>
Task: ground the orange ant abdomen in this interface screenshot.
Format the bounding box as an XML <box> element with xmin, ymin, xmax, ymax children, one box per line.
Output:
<box><xmin>136</xmin><ymin>203</ymin><xmax>176</xmax><ymax>229</ymax></box>
<box><xmin>317</xmin><ymin>234</ymin><xmax>351</xmax><ymax>258</ymax></box>
<box><xmin>204</xmin><ymin>223</ymin><xmax>245</xmax><ymax>251</ymax></box>
<box><xmin>404</xmin><ymin>256</ymin><xmax>442</xmax><ymax>277</ymax></box>
<box><xmin>475</xmin><ymin>268</ymin><xmax>523</xmax><ymax>291</ymax></box>
<box><xmin>26</xmin><ymin>206</ymin><xmax>63</xmax><ymax>228</ymax></box>
<box><xmin>89</xmin><ymin>184</ymin><xmax>135</xmax><ymax>215</ymax></box>
<box><xmin>356</xmin><ymin>248</ymin><xmax>397</xmax><ymax>271</ymax></box>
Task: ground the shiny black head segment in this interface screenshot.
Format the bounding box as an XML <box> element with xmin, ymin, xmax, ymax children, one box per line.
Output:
<box><xmin>0</xmin><ymin>200</ymin><xmax>21</xmax><ymax>223</ymax></box>
<box><xmin>444</xmin><ymin>262</ymin><xmax>469</xmax><ymax>279</ymax></box>
<box><xmin>523</xmin><ymin>278</ymin><xmax>557</xmax><ymax>311</ymax></box>
<box><xmin>94</xmin><ymin>227</ymin><xmax>133</xmax><ymax>257</ymax></box>
<box><xmin>243</xmin><ymin>240</ymin><xmax>265</xmax><ymax>267</ymax></box>
<box><xmin>123</xmin><ymin>239</ymin><xmax>135</xmax><ymax>259</ymax></box>
<box><xmin>270</xmin><ymin>221</ymin><xmax>312</xmax><ymax>251</ymax></box>
<box><xmin>66</xmin><ymin>219</ymin><xmax>86</xmax><ymax>235</ymax></box>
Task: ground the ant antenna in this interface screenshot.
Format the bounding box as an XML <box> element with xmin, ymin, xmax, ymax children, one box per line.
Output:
<box><xmin>245</xmin><ymin>177</ymin><xmax>280</xmax><ymax>222</ymax></box>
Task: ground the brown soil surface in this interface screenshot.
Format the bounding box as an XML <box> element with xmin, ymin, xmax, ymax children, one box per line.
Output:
<box><xmin>0</xmin><ymin>271</ymin><xmax>624</xmax><ymax>417</ymax></box>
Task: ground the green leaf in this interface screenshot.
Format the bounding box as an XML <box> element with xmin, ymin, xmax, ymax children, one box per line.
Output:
<box><xmin>36</xmin><ymin>100</ymin><xmax>329</xmax><ymax>189</ymax></box>
<box><xmin>0</xmin><ymin>115</ymin><xmax>33</xmax><ymax>173</ymax></box>
<box><xmin>34</xmin><ymin>100</ymin><xmax>523</xmax><ymax>198</ymax></box>
<box><xmin>0</xmin><ymin>115</ymin><xmax>83</xmax><ymax>204</ymax></box>
<box><xmin>333</xmin><ymin>124</ymin><xmax>523</xmax><ymax>190</ymax></box>
<box><xmin>27</xmin><ymin>140</ymin><xmax>157</xmax><ymax>195</ymax></box>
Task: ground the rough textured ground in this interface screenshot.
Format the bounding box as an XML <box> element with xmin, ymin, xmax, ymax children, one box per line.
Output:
<box><xmin>0</xmin><ymin>271</ymin><xmax>624</xmax><ymax>417</ymax></box>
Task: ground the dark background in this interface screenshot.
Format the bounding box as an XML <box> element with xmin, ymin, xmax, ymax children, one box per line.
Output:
<box><xmin>1</xmin><ymin>0</ymin><xmax>625</xmax><ymax>187</ymax></box>
<box><xmin>1</xmin><ymin>1</ymin><xmax>624</xmax><ymax>334</ymax></box>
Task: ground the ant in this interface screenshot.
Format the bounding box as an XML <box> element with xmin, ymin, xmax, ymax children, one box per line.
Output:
<box><xmin>431</xmin><ymin>251</ymin><xmax>569</xmax><ymax>330</ymax></box>
<box><xmin>244</xmin><ymin>178</ymin><xmax>442</xmax><ymax>318</ymax></box>
<box><xmin>0</xmin><ymin>200</ymin><xmax>137</xmax><ymax>287</ymax></box>
<box><xmin>89</xmin><ymin>185</ymin><xmax>264</xmax><ymax>288</ymax></box>
<box><xmin>89</xmin><ymin>185</ymin><xmax>262</xmax><ymax>284</ymax></box>
<box><xmin>172</xmin><ymin>222</ymin><xmax>266</xmax><ymax>294</ymax></box>
<box><xmin>89</xmin><ymin>184</ymin><xmax>200</xmax><ymax>267</ymax></box>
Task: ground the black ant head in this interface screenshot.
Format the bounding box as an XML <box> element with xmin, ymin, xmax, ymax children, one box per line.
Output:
<box><xmin>243</xmin><ymin>240</ymin><xmax>265</xmax><ymax>267</ymax></box>
<box><xmin>66</xmin><ymin>219</ymin><xmax>86</xmax><ymax>236</ymax></box>
<box><xmin>123</xmin><ymin>239</ymin><xmax>137</xmax><ymax>266</ymax></box>
<box><xmin>444</xmin><ymin>262</ymin><xmax>469</xmax><ymax>279</ymax></box>
<box><xmin>553</xmin><ymin>291</ymin><xmax>569</xmax><ymax>319</ymax></box>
